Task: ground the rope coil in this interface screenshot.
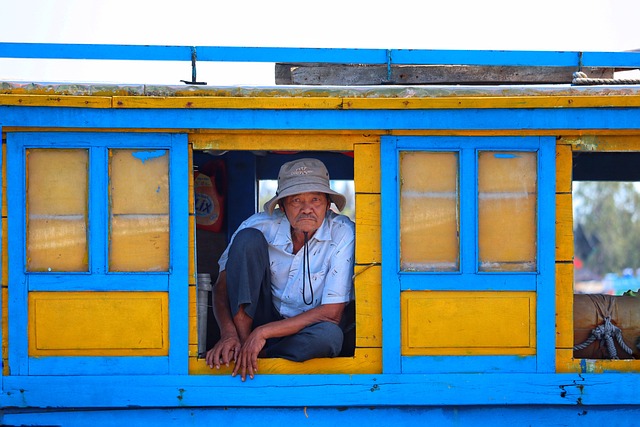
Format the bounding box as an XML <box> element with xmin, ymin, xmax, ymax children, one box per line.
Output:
<box><xmin>572</xmin><ymin>71</ymin><xmax>640</xmax><ymax>86</ymax></box>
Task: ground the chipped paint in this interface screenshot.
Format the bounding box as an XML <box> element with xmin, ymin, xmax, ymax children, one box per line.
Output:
<box><xmin>132</xmin><ymin>150</ymin><xmax>166</xmax><ymax>163</ymax></box>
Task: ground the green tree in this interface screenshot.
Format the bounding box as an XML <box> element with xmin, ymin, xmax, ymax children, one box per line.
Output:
<box><xmin>573</xmin><ymin>182</ymin><xmax>640</xmax><ymax>277</ymax></box>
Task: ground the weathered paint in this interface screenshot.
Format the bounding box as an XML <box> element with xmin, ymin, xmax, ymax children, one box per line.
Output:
<box><xmin>2</xmin><ymin>49</ymin><xmax>640</xmax><ymax>423</ymax></box>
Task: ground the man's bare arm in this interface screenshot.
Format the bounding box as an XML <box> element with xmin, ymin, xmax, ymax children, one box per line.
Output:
<box><xmin>232</xmin><ymin>302</ymin><xmax>346</xmax><ymax>380</ymax></box>
<box><xmin>205</xmin><ymin>271</ymin><xmax>241</xmax><ymax>369</ymax></box>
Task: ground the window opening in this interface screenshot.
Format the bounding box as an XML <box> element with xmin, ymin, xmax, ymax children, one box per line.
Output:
<box><xmin>572</xmin><ymin>152</ymin><xmax>640</xmax><ymax>360</ymax></box>
<box><xmin>194</xmin><ymin>150</ymin><xmax>356</xmax><ymax>362</ymax></box>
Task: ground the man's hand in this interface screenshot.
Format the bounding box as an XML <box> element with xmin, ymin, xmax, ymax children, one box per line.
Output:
<box><xmin>206</xmin><ymin>334</ymin><xmax>241</xmax><ymax>370</ymax></box>
<box><xmin>232</xmin><ymin>327</ymin><xmax>267</xmax><ymax>381</ymax></box>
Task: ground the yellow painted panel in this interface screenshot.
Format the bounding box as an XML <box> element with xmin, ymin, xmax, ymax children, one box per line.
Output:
<box><xmin>189</xmin><ymin>216</ymin><xmax>196</xmax><ymax>282</ymax></box>
<box><xmin>189</xmin><ymin>348</ymin><xmax>382</xmax><ymax>375</ymax></box>
<box><xmin>556</xmin><ymin>262</ymin><xmax>574</xmax><ymax>349</ymax></box>
<box><xmin>2</xmin><ymin>142</ymin><xmax>6</xmax><ymax>218</ymax></box>
<box><xmin>2</xmin><ymin>218</ymin><xmax>7</xmax><ymax>285</ymax></box>
<box><xmin>27</xmin><ymin>149</ymin><xmax>88</xmax><ymax>272</ymax></box>
<box><xmin>0</xmin><ymin>94</ymin><xmax>111</xmax><ymax>108</ymax></box>
<box><xmin>355</xmin><ymin>193</ymin><xmax>381</xmax><ymax>264</ymax></box>
<box><xmin>190</xmin><ymin>132</ymin><xmax>363</xmax><ymax>152</ymax></box>
<box><xmin>401</xmin><ymin>291</ymin><xmax>536</xmax><ymax>355</ymax></box>
<box><xmin>354</xmin><ymin>143</ymin><xmax>380</xmax><ymax>194</ymax></box>
<box><xmin>555</xmin><ymin>193</ymin><xmax>574</xmax><ymax>262</ymax></box>
<box><xmin>189</xmin><ymin>314</ymin><xmax>198</xmax><ymax>345</ymax></box>
<box><xmin>188</xmin><ymin>148</ymin><xmax>195</xmax><ymax>215</ymax></box>
<box><xmin>478</xmin><ymin>151</ymin><xmax>537</xmax><ymax>193</ymax></box>
<box><xmin>354</xmin><ymin>264</ymin><xmax>382</xmax><ymax>347</ymax></box>
<box><xmin>110</xmin><ymin>149</ymin><xmax>169</xmax><ymax>215</ymax></box>
<box><xmin>29</xmin><ymin>292</ymin><xmax>168</xmax><ymax>356</ymax></box>
<box><xmin>478</xmin><ymin>196</ymin><xmax>536</xmax><ymax>270</ymax></box>
<box><xmin>400</xmin><ymin>151</ymin><xmax>458</xmax><ymax>271</ymax></box>
<box><xmin>556</xmin><ymin>144</ymin><xmax>573</xmax><ymax>194</ymax></box>
<box><xmin>109</xmin><ymin>215</ymin><xmax>169</xmax><ymax>271</ymax></box>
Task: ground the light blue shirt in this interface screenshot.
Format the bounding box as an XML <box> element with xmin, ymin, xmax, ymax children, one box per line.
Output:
<box><xmin>218</xmin><ymin>209</ymin><xmax>355</xmax><ymax>318</ymax></box>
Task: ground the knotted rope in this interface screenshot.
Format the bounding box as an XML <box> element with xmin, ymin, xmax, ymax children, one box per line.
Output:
<box><xmin>573</xmin><ymin>294</ymin><xmax>635</xmax><ymax>359</ymax></box>
<box><xmin>572</xmin><ymin>71</ymin><xmax>640</xmax><ymax>85</ymax></box>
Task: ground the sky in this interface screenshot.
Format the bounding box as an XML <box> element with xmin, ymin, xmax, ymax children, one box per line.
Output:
<box><xmin>1</xmin><ymin>0</ymin><xmax>639</xmax><ymax>85</ymax></box>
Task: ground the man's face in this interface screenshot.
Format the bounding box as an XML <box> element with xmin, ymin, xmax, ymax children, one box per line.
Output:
<box><xmin>282</xmin><ymin>192</ymin><xmax>330</xmax><ymax>235</ymax></box>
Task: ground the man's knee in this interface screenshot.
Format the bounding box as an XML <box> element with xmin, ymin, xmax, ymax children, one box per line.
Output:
<box><xmin>265</xmin><ymin>321</ymin><xmax>343</xmax><ymax>362</ymax></box>
<box><xmin>230</xmin><ymin>228</ymin><xmax>267</xmax><ymax>253</ymax></box>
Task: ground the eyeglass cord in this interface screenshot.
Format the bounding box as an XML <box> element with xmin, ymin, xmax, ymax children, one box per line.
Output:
<box><xmin>302</xmin><ymin>231</ymin><xmax>314</xmax><ymax>305</ymax></box>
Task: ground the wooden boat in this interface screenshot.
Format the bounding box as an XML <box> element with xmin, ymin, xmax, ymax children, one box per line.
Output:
<box><xmin>1</xmin><ymin>43</ymin><xmax>640</xmax><ymax>425</ymax></box>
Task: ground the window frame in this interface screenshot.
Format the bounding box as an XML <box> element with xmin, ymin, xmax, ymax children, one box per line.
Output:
<box><xmin>381</xmin><ymin>136</ymin><xmax>556</xmax><ymax>374</ymax></box>
<box><xmin>7</xmin><ymin>132</ymin><xmax>189</xmax><ymax>375</ymax></box>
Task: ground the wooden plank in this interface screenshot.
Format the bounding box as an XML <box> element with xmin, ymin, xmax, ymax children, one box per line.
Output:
<box><xmin>342</xmin><ymin>95</ymin><xmax>640</xmax><ymax>110</ymax></box>
<box><xmin>275</xmin><ymin>64</ymin><xmax>613</xmax><ymax>85</ymax></box>
<box><xmin>555</xmin><ymin>143</ymin><xmax>573</xmax><ymax>194</ymax></box>
<box><xmin>0</xmin><ymin>94</ymin><xmax>111</xmax><ymax>108</ymax></box>
<box><xmin>354</xmin><ymin>264</ymin><xmax>382</xmax><ymax>347</ymax></box>
<box><xmin>401</xmin><ymin>291</ymin><xmax>536</xmax><ymax>356</ymax></box>
<box><xmin>555</xmin><ymin>262</ymin><xmax>574</xmax><ymax>349</ymax></box>
<box><xmin>190</xmin><ymin>133</ymin><xmax>359</xmax><ymax>152</ymax></box>
<box><xmin>556</xmin><ymin>349</ymin><xmax>581</xmax><ymax>373</ymax></box>
<box><xmin>28</xmin><ymin>292</ymin><xmax>169</xmax><ymax>356</ymax></box>
<box><xmin>355</xmin><ymin>193</ymin><xmax>381</xmax><ymax>264</ymax></box>
<box><xmin>113</xmin><ymin>96</ymin><xmax>343</xmax><ymax>109</ymax></box>
<box><xmin>2</xmin><ymin>217</ymin><xmax>7</xmax><ymax>286</ymax></box>
<box><xmin>189</xmin><ymin>348</ymin><xmax>381</xmax><ymax>375</ymax></box>
<box><xmin>354</xmin><ymin>142</ymin><xmax>380</xmax><ymax>194</ymax></box>
<box><xmin>555</xmin><ymin>193</ymin><xmax>573</xmax><ymax>263</ymax></box>
<box><xmin>2</xmin><ymin>287</ymin><xmax>7</xmax><ymax>375</ymax></box>
<box><xmin>560</xmin><ymin>134</ymin><xmax>640</xmax><ymax>151</ymax></box>
<box><xmin>1</xmin><ymin>142</ymin><xmax>5</xmax><ymax>218</ymax></box>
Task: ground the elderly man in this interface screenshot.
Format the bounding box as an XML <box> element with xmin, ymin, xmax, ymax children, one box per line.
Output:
<box><xmin>205</xmin><ymin>158</ymin><xmax>355</xmax><ymax>381</ymax></box>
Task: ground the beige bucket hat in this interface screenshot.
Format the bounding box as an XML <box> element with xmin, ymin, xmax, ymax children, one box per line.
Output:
<box><xmin>263</xmin><ymin>158</ymin><xmax>347</xmax><ymax>215</ymax></box>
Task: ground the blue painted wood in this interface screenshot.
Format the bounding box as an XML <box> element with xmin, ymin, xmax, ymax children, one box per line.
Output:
<box><xmin>2</xmin><ymin>373</ymin><xmax>640</xmax><ymax>407</ymax></box>
<box><xmin>383</xmin><ymin>136</ymin><xmax>553</xmax><ymax>373</ymax></box>
<box><xmin>461</xmin><ymin>147</ymin><xmax>476</xmax><ymax>275</ymax></box>
<box><xmin>2</xmin><ymin>42</ymin><xmax>640</xmax><ymax>68</ymax></box>
<box><xmin>167</xmin><ymin>134</ymin><xmax>190</xmax><ymax>375</ymax></box>
<box><xmin>6</xmin><ymin>106</ymin><xmax>640</xmax><ymax>132</ymax></box>
<box><xmin>401</xmin><ymin>355</ymin><xmax>536</xmax><ymax>373</ymax></box>
<box><xmin>28</xmin><ymin>356</ymin><xmax>169</xmax><ymax>376</ymax></box>
<box><xmin>6</xmin><ymin>136</ymin><xmax>28</xmax><ymax>375</ymax></box>
<box><xmin>26</xmin><ymin>273</ymin><xmax>169</xmax><ymax>291</ymax></box>
<box><xmin>3</xmin><ymin>405</ymin><xmax>640</xmax><ymax>427</ymax></box>
<box><xmin>399</xmin><ymin>273</ymin><xmax>537</xmax><ymax>291</ymax></box>
<box><xmin>6</xmin><ymin>132</ymin><xmax>189</xmax><ymax>376</ymax></box>
<box><xmin>380</xmin><ymin>136</ymin><xmax>401</xmax><ymax>374</ymax></box>
<box><xmin>536</xmin><ymin>137</ymin><xmax>557</xmax><ymax>373</ymax></box>
<box><xmin>91</xmin><ymin>145</ymin><xmax>108</xmax><ymax>275</ymax></box>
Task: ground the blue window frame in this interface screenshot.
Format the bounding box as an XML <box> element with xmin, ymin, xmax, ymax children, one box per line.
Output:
<box><xmin>6</xmin><ymin>132</ymin><xmax>189</xmax><ymax>375</ymax></box>
<box><xmin>381</xmin><ymin>136</ymin><xmax>556</xmax><ymax>374</ymax></box>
